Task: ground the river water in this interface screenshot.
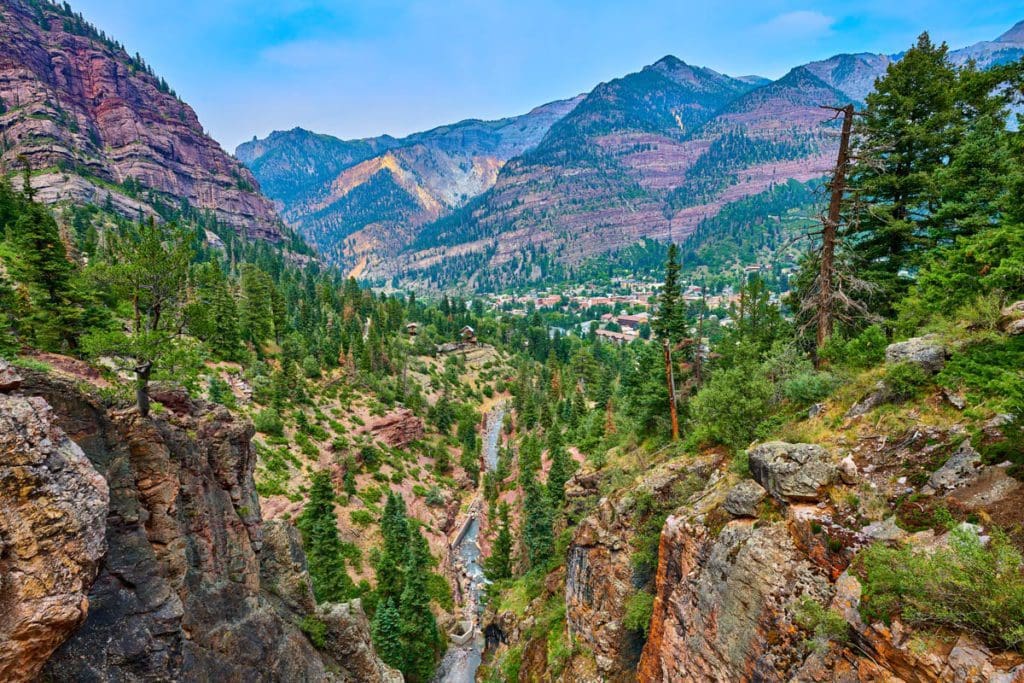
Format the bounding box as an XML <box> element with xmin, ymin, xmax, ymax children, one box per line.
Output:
<box><xmin>432</xmin><ymin>402</ymin><xmax>505</xmax><ymax>683</ymax></box>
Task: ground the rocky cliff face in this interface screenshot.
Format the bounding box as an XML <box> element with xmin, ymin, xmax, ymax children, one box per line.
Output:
<box><xmin>0</xmin><ymin>363</ymin><xmax>109</xmax><ymax>682</ymax></box>
<box><xmin>0</xmin><ymin>0</ymin><xmax>286</xmax><ymax>242</ymax></box>
<box><xmin>1</xmin><ymin>365</ymin><xmax>399</xmax><ymax>682</ymax></box>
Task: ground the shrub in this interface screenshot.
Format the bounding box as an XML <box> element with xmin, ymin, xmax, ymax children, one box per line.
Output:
<box><xmin>793</xmin><ymin>596</ymin><xmax>849</xmax><ymax>650</ymax></box>
<box><xmin>859</xmin><ymin>527</ymin><xmax>1024</xmax><ymax>651</ymax></box>
<box><xmin>253</xmin><ymin>408</ymin><xmax>284</xmax><ymax>436</ymax></box>
<box><xmin>349</xmin><ymin>509</ymin><xmax>374</xmax><ymax>527</ymax></box>
<box><xmin>782</xmin><ymin>371</ymin><xmax>838</xmax><ymax>406</ymax></box>
<box><xmin>299</xmin><ymin>615</ymin><xmax>328</xmax><ymax>648</ymax></box>
<box><xmin>623</xmin><ymin>590</ymin><xmax>655</xmax><ymax>637</ymax></box>
<box><xmin>937</xmin><ymin>336</ymin><xmax>1024</xmax><ymax>414</ymax></box>
<box><xmin>821</xmin><ymin>325</ymin><xmax>887</xmax><ymax>369</ymax></box>
<box><xmin>884</xmin><ymin>362</ymin><xmax>930</xmax><ymax>401</ymax></box>
<box><xmin>690</xmin><ymin>363</ymin><xmax>773</xmax><ymax>450</ymax></box>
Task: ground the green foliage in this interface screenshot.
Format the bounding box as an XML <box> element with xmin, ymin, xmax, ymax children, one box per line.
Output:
<box><xmin>299</xmin><ymin>615</ymin><xmax>329</xmax><ymax>649</ymax></box>
<box><xmin>522</xmin><ymin>475</ymin><xmax>554</xmax><ymax>569</ymax></box>
<box><xmin>883</xmin><ymin>362</ymin><xmax>930</xmax><ymax>401</ymax></box>
<box><xmin>793</xmin><ymin>596</ymin><xmax>849</xmax><ymax>650</ymax></box>
<box><xmin>782</xmin><ymin>370</ymin><xmax>838</xmax><ymax>406</ymax></box>
<box><xmin>546</xmin><ymin>428</ymin><xmax>574</xmax><ymax>505</ymax></box>
<box><xmin>253</xmin><ymin>408</ymin><xmax>285</xmax><ymax>436</ymax></box>
<box><xmin>690</xmin><ymin>362</ymin><xmax>773</xmax><ymax>450</ymax></box>
<box><xmin>821</xmin><ymin>325</ymin><xmax>887</xmax><ymax>369</ymax></box>
<box><xmin>623</xmin><ymin>590</ymin><xmax>655</xmax><ymax>637</ymax></box>
<box><xmin>371</xmin><ymin>598</ymin><xmax>404</xmax><ymax>669</ymax></box>
<box><xmin>297</xmin><ymin>471</ymin><xmax>356</xmax><ymax>603</ymax></box>
<box><xmin>936</xmin><ymin>336</ymin><xmax>1024</xmax><ymax>414</ymax></box>
<box><xmin>485</xmin><ymin>502</ymin><xmax>514</xmax><ymax>580</ymax></box>
<box><xmin>859</xmin><ymin>528</ymin><xmax>1024</xmax><ymax>651</ymax></box>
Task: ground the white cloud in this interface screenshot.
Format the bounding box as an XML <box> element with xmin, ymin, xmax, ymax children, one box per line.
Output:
<box><xmin>757</xmin><ymin>10</ymin><xmax>836</xmax><ymax>39</ymax></box>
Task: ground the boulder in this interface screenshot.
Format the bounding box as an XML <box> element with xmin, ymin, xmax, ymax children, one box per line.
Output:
<box><xmin>925</xmin><ymin>440</ymin><xmax>983</xmax><ymax>493</ymax></box>
<box><xmin>838</xmin><ymin>454</ymin><xmax>858</xmax><ymax>485</ymax></box>
<box><xmin>1000</xmin><ymin>301</ymin><xmax>1024</xmax><ymax>335</ymax></box>
<box><xmin>885</xmin><ymin>335</ymin><xmax>948</xmax><ymax>373</ymax></box>
<box><xmin>749</xmin><ymin>442</ymin><xmax>838</xmax><ymax>503</ymax></box>
<box><xmin>723</xmin><ymin>479</ymin><xmax>767</xmax><ymax>517</ymax></box>
<box><xmin>0</xmin><ymin>359</ymin><xmax>23</xmax><ymax>392</ymax></box>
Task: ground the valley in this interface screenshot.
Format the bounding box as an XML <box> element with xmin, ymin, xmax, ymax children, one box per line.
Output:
<box><xmin>1</xmin><ymin>2</ymin><xmax>1023</xmax><ymax>683</ymax></box>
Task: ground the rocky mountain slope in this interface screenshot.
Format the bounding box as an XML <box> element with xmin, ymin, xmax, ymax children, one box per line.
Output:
<box><xmin>236</xmin><ymin>97</ymin><xmax>583</xmax><ymax>267</ymax></box>
<box><xmin>0</xmin><ymin>0</ymin><xmax>288</xmax><ymax>243</ymax></box>
<box><xmin>481</xmin><ymin>315</ymin><xmax>1024</xmax><ymax>682</ymax></box>
<box><xmin>0</xmin><ymin>360</ymin><xmax>400</xmax><ymax>682</ymax></box>
<box><xmin>237</xmin><ymin>22</ymin><xmax>1024</xmax><ymax>290</ymax></box>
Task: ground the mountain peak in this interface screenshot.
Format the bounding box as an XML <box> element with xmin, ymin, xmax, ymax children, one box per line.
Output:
<box><xmin>997</xmin><ymin>19</ymin><xmax>1024</xmax><ymax>43</ymax></box>
<box><xmin>652</xmin><ymin>54</ymin><xmax>688</xmax><ymax>69</ymax></box>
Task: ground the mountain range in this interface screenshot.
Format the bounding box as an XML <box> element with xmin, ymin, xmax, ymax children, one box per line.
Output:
<box><xmin>239</xmin><ymin>20</ymin><xmax>1024</xmax><ymax>290</ymax></box>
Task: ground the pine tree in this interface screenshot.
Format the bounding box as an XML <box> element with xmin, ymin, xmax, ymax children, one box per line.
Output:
<box><xmin>522</xmin><ymin>474</ymin><xmax>554</xmax><ymax>569</ymax></box>
<box><xmin>370</xmin><ymin>598</ymin><xmax>404</xmax><ymax>670</ymax></box>
<box><xmin>297</xmin><ymin>471</ymin><xmax>356</xmax><ymax>603</ymax></box>
<box><xmin>843</xmin><ymin>33</ymin><xmax>959</xmax><ymax>317</ymax></box>
<box><xmin>652</xmin><ymin>243</ymin><xmax>687</xmax><ymax>343</ymax></box>
<box><xmin>81</xmin><ymin>219</ymin><xmax>192</xmax><ymax>416</ymax></box>
<box><xmin>485</xmin><ymin>502</ymin><xmax>513</xmax><ymax>580</ymax></box>
<box><xmin>6</xmin><ymin>198</ymin><xmax>80</xmax><ymax>351</ymax></box>
<box><xmin>398</xmin><ymin>527</ymin><xmax>441</xmax><ymax>682</ymax></box>
<box><xmin>546</xmin><ymin>427</ymin><xmax>573</xmax><ymax>505</ymax></box>
<box><xmin>376</xmin><ymin>493</ymin><xmax>410</xmax><ymax>604</ymax></box>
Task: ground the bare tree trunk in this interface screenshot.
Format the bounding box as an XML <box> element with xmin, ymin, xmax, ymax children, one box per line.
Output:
<box><xmin>817</xmin><ymin>104</ymin><xmax>855</xmax><ymax>364</ymax></box>
<box><xmin>135</xmin><ymin>361</ymin><xmax>153</xmax><ymax>417</ymax></box>
<box><xmin>663</xmin><ymin>338</ymin><xmax>679</xmax><ymax>441</ymax></box>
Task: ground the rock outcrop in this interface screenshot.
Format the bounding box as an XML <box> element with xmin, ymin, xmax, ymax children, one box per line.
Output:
<box><xmin>638</xmin><ymin>519</ymin><xmax>830</xmax><ymax>682</ymax></box>
<box><xmin>723</xmin><ymin>479</ymin><xmax>767</xmax><ymax>517</ymax></box>
<box><xmin>885</xmin><ymin>335</ymin><xmax>948</xmax><ymax>373</ymax></box>
<box><xmin>7</xmin><ymin>369</ymin><xmax>398</xmax><ymax>682</ymax></box>
<box><xmin>0</xmin><ymin>381</ymin><xmax>109</xmax><ymax>682</ymax></box>
<box><xmin>748</xmin><ymin>442</ymin><xmax>837</xmax><ymax>503</ymax></box>
<box><xmin>358</xmin><ymin>407</ymin><xmax>425</xmax><ymax>448</ymax></box>
<box><xmin>0</xmin><ymin>0</ymin><xmax>286</xmax><ymax>242</ymax></box>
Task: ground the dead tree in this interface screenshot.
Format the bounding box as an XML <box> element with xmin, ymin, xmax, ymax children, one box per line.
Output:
<box><xmin>816</xmin><ymin>104</ymin><xmax>855</xmax><ymax>356</ymax></box>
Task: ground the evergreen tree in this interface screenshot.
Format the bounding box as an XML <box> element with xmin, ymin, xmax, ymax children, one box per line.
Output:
<box><xmin>297</xmin><ymin>471</ymin><xmax>356</xmax><ymax>603</ymax></box>
<box><xmin>844</xmin><ymin>33</ymin><xmax>958</xmax><ymax>316</ymax></box>
<box><xmin>5</xmin><ymin>194</ymin><xmax>80</xmax><ymax>350</ymax></box>
<box><xmin>370</xmin><ymin>598</ymin><xmax>404</xmax><ymax>670</ymax></box>
<box><xmin>399</xmin><ymin>527</ymin><xmax>441</xmax><ymax>682</ymax></box>
<box><xmin>485</xmin><ymin>502</ymin><xmax>514</xmax><ymax>580</ymax></box>
<box><xmin>522</xmin><ymin>474</ymin><xmax>554</xmax><ymax>569</ymax></box>
<box><xmin>546</xmin><ymin>427</ymin><xmax>573</xmax><ymax>505</ymax></box>
<box><xmin>652</xmin><ymin>242</ymin><xmax>687</xmax><ymax>343</ymax></box>
<box><xmin>82</xmin><ymin>219</ymin><xmax>192</xmax><ymax>416</ymax></box>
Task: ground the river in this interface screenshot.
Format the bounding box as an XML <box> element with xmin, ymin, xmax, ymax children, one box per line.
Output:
<box><xmin>432</xmin><ymin>402</ymin><xmax>505</xmax><ymax>683</ymax></box>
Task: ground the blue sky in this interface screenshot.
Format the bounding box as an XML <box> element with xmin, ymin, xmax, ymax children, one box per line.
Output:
<box><xmin>68</xmin><ymin>1</ymin><xmax>1023</xmax><ymax>151</ymax></box>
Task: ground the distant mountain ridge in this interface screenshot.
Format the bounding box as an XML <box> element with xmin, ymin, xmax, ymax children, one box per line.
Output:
<box><xmin>239</xmin><ymin>20</ymin><xmax>1024</xmax><ymax>289</ymax></box>
<box><xmin>0</xmin><ymin>0</ymin><xmax>289</xmax><ymax>244</ymax></box>
<box><xmin>236</xmin><ymin>97</ymin><xmax>583</xmax><ymax>265</ymax></box>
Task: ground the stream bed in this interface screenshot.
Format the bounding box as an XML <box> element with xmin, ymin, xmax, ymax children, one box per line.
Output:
<box><xmin>433</xmin><ymin>402</ymin><xmax>505</xmax><ymax>683</ymax></box>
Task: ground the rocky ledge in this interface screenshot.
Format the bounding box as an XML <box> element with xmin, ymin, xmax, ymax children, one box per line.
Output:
<box><xmin>0</xmin><ymin>364</ymin><xmax>399</xmax><ymax>682</ymax></box>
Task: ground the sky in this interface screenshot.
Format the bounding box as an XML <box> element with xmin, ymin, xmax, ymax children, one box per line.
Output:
<box><xmin>67</xmin><ymin>1</ymin><xmax>1024</xmax><ymax>152</ymax></box>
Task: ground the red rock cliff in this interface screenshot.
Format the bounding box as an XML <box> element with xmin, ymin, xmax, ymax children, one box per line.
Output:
<box><xmin>0</xmin><ymin>0</ymin><xmax>285</xmax><ymax>242</ymax></box>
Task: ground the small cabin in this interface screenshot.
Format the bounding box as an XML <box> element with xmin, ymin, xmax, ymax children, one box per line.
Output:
<box><xmin>405</xmin><ymin>322</ymin><xmax>419</xmax><ymax>336</ymax></box>
<box><xmin>459</xmin><ymin>325</ymin><xmax>477</xmax><ymax>343</ymax></box>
